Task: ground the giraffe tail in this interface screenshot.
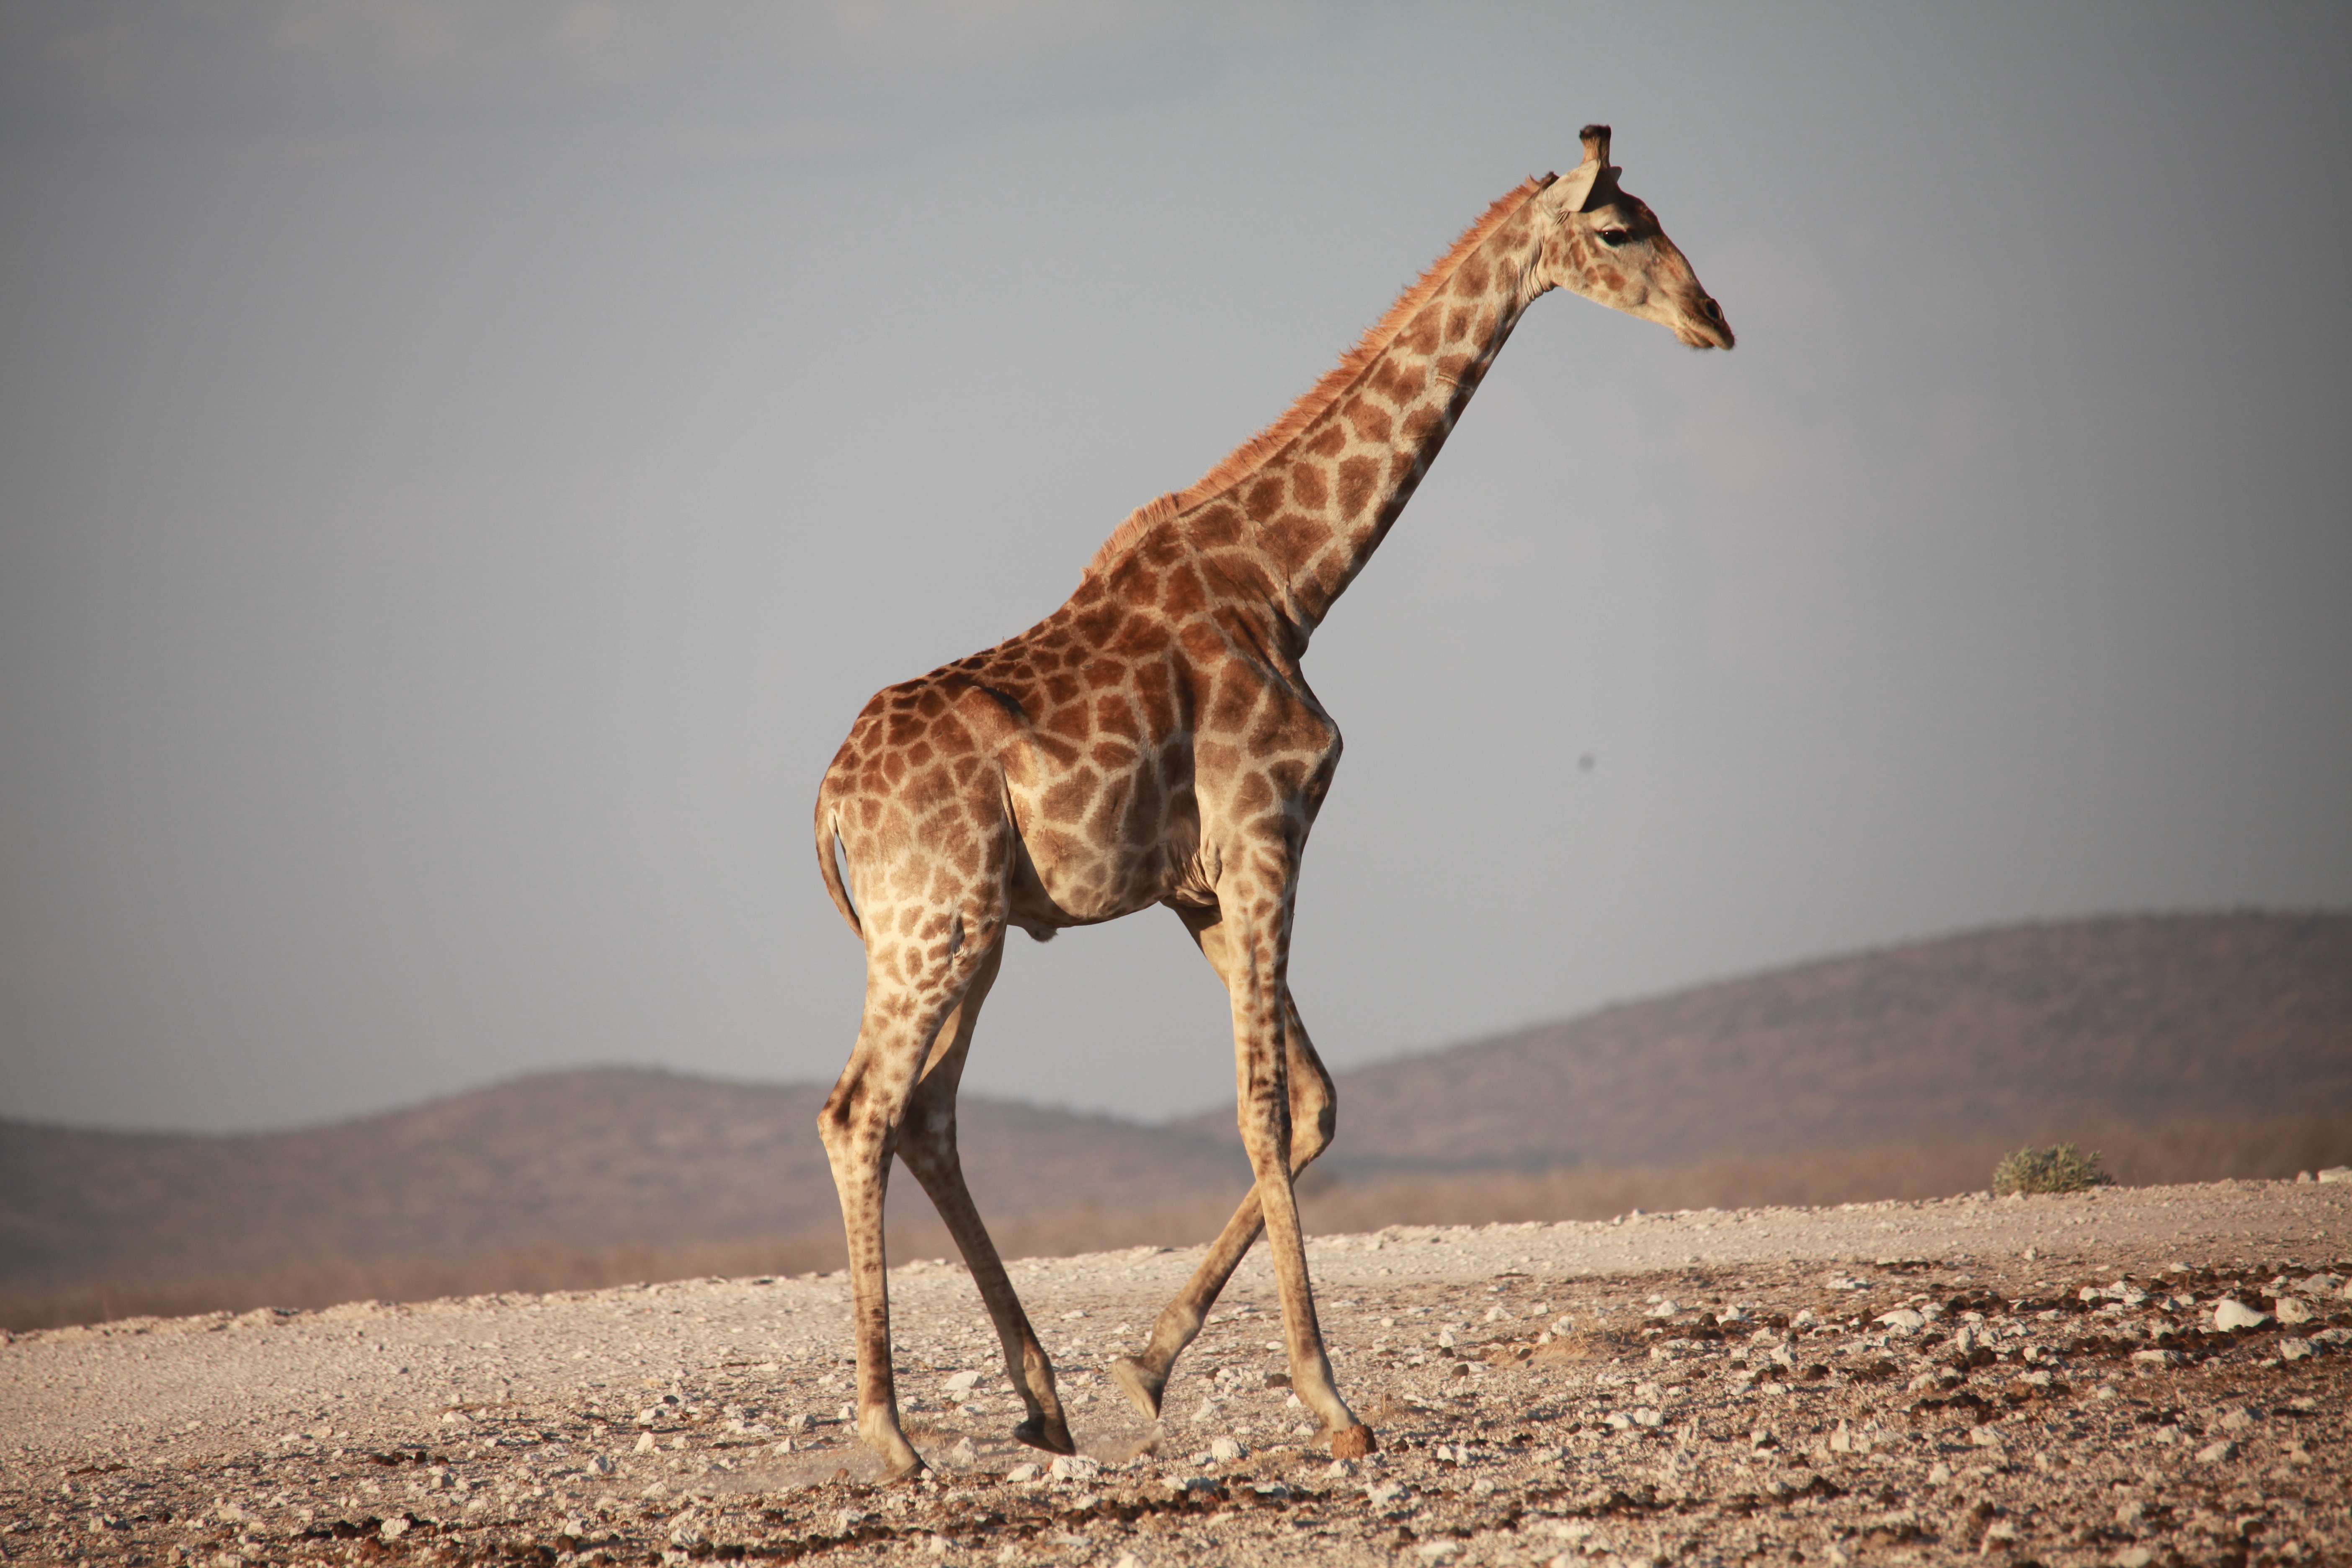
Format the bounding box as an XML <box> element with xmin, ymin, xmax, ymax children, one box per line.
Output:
<box><xmin>815</xmin><ymin>797</ymin><xmax>862</xmax><ymax>940</ymax></box>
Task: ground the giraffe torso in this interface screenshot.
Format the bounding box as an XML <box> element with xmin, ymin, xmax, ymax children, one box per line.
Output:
<box><xmin>820</xmin><ymin>542</ymin><xmax>1339</xmax><ymax>939</ymax></box>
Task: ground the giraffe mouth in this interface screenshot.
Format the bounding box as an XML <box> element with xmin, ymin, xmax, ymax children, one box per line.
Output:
<box><xmin>1675</xmin><ymin>294</ymin><xmax>1735</xmax><ymax>350</ymax></box>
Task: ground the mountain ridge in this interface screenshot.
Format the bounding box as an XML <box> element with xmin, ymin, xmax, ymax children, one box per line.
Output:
<box><xmin>5</xmin><ymin>909</ymin><xmax>2345</xmax><ymax>1301</ymax></box>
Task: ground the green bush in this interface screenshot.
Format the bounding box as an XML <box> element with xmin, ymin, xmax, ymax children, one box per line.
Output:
<box><xmin>1993</xmin><ymin>1143</ymin><xmax>2115</xmax><ymax>1195</ymax></box>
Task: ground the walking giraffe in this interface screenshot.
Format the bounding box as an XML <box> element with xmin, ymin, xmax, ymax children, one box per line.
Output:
<box><xmin>812</xmin><ymin>126</ymin><xmax>1733</xmax><ymax>1477</ymax></box>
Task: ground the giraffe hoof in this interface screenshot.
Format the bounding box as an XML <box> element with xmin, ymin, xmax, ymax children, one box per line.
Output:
<box><xmin>1109</xmin><ymin>1356</ymin><xmax>1166</xmax><ymax>1420</ymax></box>
<box><xmin>1330</xmin><ymin>1424</ymin><xmax>1378</xmax><ymax>1460</ymax></box>
<box><xmin>1012</xmin><ymin>1415</ymin><xmax>1076</xmax><ymax>1456</ymax></box>
<box><xmin>884</xmin><ymin>1452</ymin><xmax>928</xmax><ymax>1483</ymax></box>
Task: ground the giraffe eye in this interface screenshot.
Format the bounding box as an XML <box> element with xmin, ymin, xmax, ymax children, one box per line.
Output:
<box><xmin>1598</xmin><ymin>228</ymin><xmax>1632</xmax><ymax>248</ymax></box>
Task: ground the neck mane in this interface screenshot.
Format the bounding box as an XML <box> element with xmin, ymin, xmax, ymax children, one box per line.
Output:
<box><xmin>1083</xmin><ymin>175</ymin><xmax>1553</xmax><ymax>581</ymax></box>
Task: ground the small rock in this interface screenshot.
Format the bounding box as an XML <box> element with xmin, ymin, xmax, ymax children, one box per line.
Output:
<box><xmin>2130</xmin><ymin>1349</ymin><xmax>2185</xmax><ymax>1369</ymax></box>
<box><xmin>2316</xmin><ymin>1166</ymin><xmax>2351</xmax><ymax>1183</ymax></box>
<box><xmin>2196</xmin><ymin>1439</ymin><xmax>2238</xmax><ymax>1463</ymax></box>
<box><xmin>2275</xmin><ymin>1296</ymin><xmax>2313</xmax><ymax>1324</ymax></box>
<box><xmin>1436</xmin><ymin>1327</ymin><xmax>1457</xmax><ymax>1349</ymax></box>
<box><xmin>1484</xmin><ymin>1305</ymin><xmax>1508</xmax><ymax>1322</ymax></box>
<box><xmin>633</xmin><ymin>1432</ymin><xmax>655</xmax><ymax>1454</ymax></box>
<box><xmin>1876</xmin><ymin>1309</ymin><xmax>1927</xmax><ymax>1333</ymax></box>
<box><xmin>2212</xmin><ymin>1299</ymin><xmax>2272</xmax><ymax>1331</ymax></box>
<box><xmin>1366</xmin><ymin>1479</ymin><xmax>1408</xmax><ymax>1507</ymax></box>
<box><xmin>1645</xmin><ymin>1299</ymin><xmax>1681</xmax><ymax>1318</ymax></box>
<box><xmin>1208</xmin><ymin>1436</ymin><xmax>1246</xmax><ymax>1463</ymax></box>
<box><xmin>2279</xmin><ymin>1337</ymin><xmax>2314</xmax><ymax>1362</ymax></box>
<box><xmin>2217</xmin><ymin>1407</ymin><xmax>2256</xmax><ymax>1431</ymax></box>
<box><xmin>1968</xmin><ymin>1427</ymin><xmax>2006</xmax><ymax>1451</ymax></box>
<box><xmin>588</xmin><ymin>1453</ymin><xmax>615</xmax><ymax>1475</ymax></box>
<box><xmin>379</xmin><ymin>1516</ymin><xmax>410</xmax><ymax>1541</ymax></box>
<box><xmin>944</xmin><ymin>1370</ymin><xmax>984</xmax><ymax>1393</ymax></box>
<box><xmin>835</xmin><ymin>1509</ymin><xmax>866</xmax><ymax>1534</ymax></box>
<box><xmin>1004</xmin><ymin>1463</ymin><xmax>1040</xmax><ymax>1484</ymax></box>
<box><xmin>1047</xmin><ymin>1454</ymin><xmax>1101</xmax><ymax>1482</ymax></box>
<box><xmin>2116</xmin><ymin>1548</ymin><xmax>2156</xmax><ymax>1568</ymax></box>
<box><xmin>1926</xmin><ymin>1462</ymin><xmax>1952</xmax><ymax>1484</ymax></box>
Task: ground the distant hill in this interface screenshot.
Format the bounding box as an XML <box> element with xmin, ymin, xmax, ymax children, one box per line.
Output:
<box><xmin>0</xmin><ymin>1073</ymin><xmax>1244</xmax><ymax>1300</ymax></box>
<box><xmin>1235</xmin><ymin>909</ymin><xmax>2352</xmax><ymax>1176</ymax></box>
<box><xmin>3</xmin><ymin>910</ymin><xmax>2345</xmax><ymax>1307</ymax></box>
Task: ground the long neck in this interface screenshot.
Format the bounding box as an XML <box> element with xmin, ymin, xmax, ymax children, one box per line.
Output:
<box><xmin>1249</xmin><ymin>204</ymin><xmax>1545</xmax><ymax>634</ymax></box>
<box><xmin>1125</xmin><ymin>183</ymin><xmax>1552</xmax><ymax>647</ymax></box>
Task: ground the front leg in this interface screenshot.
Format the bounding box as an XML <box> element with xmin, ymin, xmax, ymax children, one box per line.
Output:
<box><xmin>1113</xmin><ymin>924</ymin><xmax>1340</xmax><ymax>1421</ymax></box>
<box><xmin>1166</xmin><ymin>876</ymin><xmax>1374</xmax><ymax>1458</ymax></box>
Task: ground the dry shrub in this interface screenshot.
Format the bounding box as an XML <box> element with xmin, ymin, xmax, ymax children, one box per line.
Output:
<box><xmin>1993</xmin><ymin>1143</ymin><xmax>2115</xmax><ymax>1195</ymax></box>
<box><xmin>1531</xmin><ymin>1329</ymin><xmax>1638</xmax><ymax>1364</ymax></box>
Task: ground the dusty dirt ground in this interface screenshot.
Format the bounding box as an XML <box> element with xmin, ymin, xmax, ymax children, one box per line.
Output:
<box><xmin>4</xmin><ymin>1179</ymin><xmax>2347</xmax><ymax>1566</ymax></box>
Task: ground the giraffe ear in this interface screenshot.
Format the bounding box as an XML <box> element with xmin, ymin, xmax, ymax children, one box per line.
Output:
<box><xmin>1546</xmin><ymin>123</ymin><xmax>1613</xmax><ymax>212</ymax></box>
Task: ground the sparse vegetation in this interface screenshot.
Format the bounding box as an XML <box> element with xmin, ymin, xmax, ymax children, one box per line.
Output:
<box><xmin>8</xmin><ymin>1114</ymin><xmax>2343</xmax><ymax>1332</ymax></box>
<box><xmin>1993</xmin><ymin>1141</ymin><xmax>2115</xmax><ymax>1194</ymax></box>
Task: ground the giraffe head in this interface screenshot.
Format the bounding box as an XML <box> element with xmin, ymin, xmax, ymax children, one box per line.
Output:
<box><xmin>1537</xmin><ymin>124</ymin><xmax>1733</xmax><ymax>350</ymax></box>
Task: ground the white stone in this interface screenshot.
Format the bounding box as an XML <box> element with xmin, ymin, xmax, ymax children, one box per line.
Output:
<box><xmin>1048</xmin><ymin>1455</ymin><xmax>1101</xmax><ymax>1482</ymax></box>
<box><xmin>2280</xmin><ymin>1338</ymin><xmax>2314</xmax><ymax>1361</ymax></box>
<box><xmin>2217</xmin><ymin>1407</ymin><xmax>2255</xmax><ymax>1431</ymax></box>
<box><xmin>2275</xmin><ymin>1296</ymin><xmax>2313</xmax><ymax>1324</ymax></box>
<box><xmin>1209</xmin><ymin>1437</ymin><xmax>1246</xmax><ymax>1463</ymax></box>
<box><xmin>1645</xmin><ymin>1299</ymin><xmax>1681</xmax><ymax>1318</ymax></box>
<box><xmin>2196</xmin><ymin>1439</ymin><xmax>2237</xmax><ymax>1463</ymax></box>
<box><xmin>944</xmin><ymin>1370</ymin><xmax>984</xmax><ymax>1393</ymax></box>
<box><xmin>1003</xmin><ymin>1463</ymin><xmax>1039</xmax><ymax>1484</ymax></box>
<box><xmin>2130</xmin><ymin>1349</ymin><xmax>2184</xmax><ymax>1369</ymax></box>
<box><xmin>633</xmin><ymin>1432</ymin><xmax>655</xmax><ymax>1454</ymax></box>
<box><xmin>2212</xmin><ymin>1299</ymin><xmax>2272</xmax><ymax>1331</ymax></box>
<box><xmin>1876</xmin><ymin>1309</ymin><xmax>1927</xmax><ymax>1333</ymax></box>
<box><xmin>2316</xmin><ymin>1166</ymin><xmax>2351</xmax><ymax>1183</ymax></box>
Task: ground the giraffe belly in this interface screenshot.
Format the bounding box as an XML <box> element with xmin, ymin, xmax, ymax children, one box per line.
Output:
<box><xmin>1002</xmin><ymin>790</ymin><xmax>1198</xmax><ymax>932</ymax></box>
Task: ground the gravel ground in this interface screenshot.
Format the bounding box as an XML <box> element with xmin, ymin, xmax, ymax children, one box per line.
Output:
<box><xmin>4</xmin><ymin>1178</ymin><xmax>2348</xmax><ymax>1566</ymax></box>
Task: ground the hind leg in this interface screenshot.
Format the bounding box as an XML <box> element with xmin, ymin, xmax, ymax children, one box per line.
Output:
<box><xmin>818</xmin><ymin>903</ymin><xmax>1004</xmax><ymax>1478</ymax></box>
<box><xmin>893</xmin><ymin>938</ymin><xmax>1075</xmax><ymax>1455</ymax></box>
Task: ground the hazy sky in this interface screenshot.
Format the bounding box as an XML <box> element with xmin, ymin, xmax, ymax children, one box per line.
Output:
<box><xmin>3</xmin><ymin>2</ymin><xmax>2347</xmax><ymax>1135</ymax></box>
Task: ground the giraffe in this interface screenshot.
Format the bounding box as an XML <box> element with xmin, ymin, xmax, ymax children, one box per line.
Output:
<box><xmin>811</xmin><ymin>125</ymin><xmax>1731</xmax><ymax>1478</ymax></box>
